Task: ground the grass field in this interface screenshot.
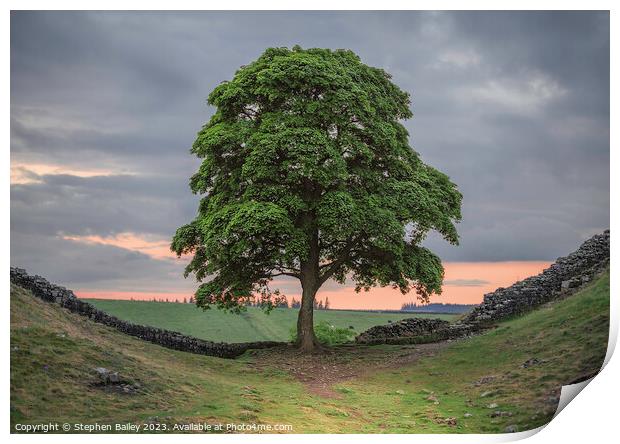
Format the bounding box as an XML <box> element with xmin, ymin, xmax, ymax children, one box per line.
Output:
<box><xmin>10</xmin><ymin>270</ymin><xmax>609</xmax><ymax>433</ymax></box>
<box><xmin>83</xmin><ymin>299</ymin><xmax>456</xmax><ymax>342</ymax></box>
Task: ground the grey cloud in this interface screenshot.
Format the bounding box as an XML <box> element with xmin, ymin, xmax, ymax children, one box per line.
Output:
<box><xmin>10</xmin><ymin>232</ymin><xmax>196</xmax><ymax>293</ymax></box>
<box><xmin>11</xmin><ymin>173</ymin><xmax>199</xmax><ymax>237</ymax></box>
<box><xmin>10</xmin><ymin>11</ymin><xmax>609</xmax><ymax>292</ymax></box>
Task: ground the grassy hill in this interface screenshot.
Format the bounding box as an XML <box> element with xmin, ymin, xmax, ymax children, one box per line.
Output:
<box><xmin>11</xmin><ymin>270</ymin><xmax>608</xmax><ymax>433</ymax></box>
<box><xmin>84</xmin><ymin>299</ymin><xmax>455</xmax><ymax>342</ymax></box>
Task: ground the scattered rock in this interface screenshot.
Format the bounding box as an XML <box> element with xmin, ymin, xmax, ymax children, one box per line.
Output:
<box><xmin>521</xmin><ymin>358</ymin><xmax>544</xmax><ymax>368</ymax></box>
<box><xmin>474</xmin><ymin>375</ymin><xmax>497</xmax><ymax>386</ymax></box>
<box><xmin>444</xmin><ymin>417</ymin><xmax>457</xmax><ymax>426</ymax></box>
<box><xmin>435</xmin><ymin>417</ymin><xmax>457</xmax><ymax>426</ymax></box>
<box><xmin>464</xmin><ymin>413</ymin><xmax>473</xmax><ymax>418</ymax></box>
<box><xmin>504</xmin><ymin>424</ymin><xmax>519</xmax><ymax>433</ymax></box>
<box><xmin>490</xmin><ymin>411</ymin><xmax>513</xmax><ymax>418</ymax></box>
<box><xmin>480</xmin><ymin>390</ymin><xmax>495</xmax><ymax>398</ymax></box>
<box><xmin>94</xmin><ymin>367</ymin><xmax>120</xmax><ymax>384</ymax></box>
<box><xmin>487</xmin><ymin>403</ymin><xmax>499</xmax><ymax>409</ymax></box>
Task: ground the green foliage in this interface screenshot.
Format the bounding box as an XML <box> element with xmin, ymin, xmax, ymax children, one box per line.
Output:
<box><xmin>172</xmin><ymin>46</ymin><xmax>462</xmax><ymax>312</ymax></box>
<box><xmin>289</xmin><ymin>321</ymin><xmax>356</xmax><ymax>346</ymax></box>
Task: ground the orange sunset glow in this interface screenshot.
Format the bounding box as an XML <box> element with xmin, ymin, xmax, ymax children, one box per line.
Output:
<box><xmin>62</xmin><ymin>232</ymin><xmax>178</xmax><ymax>261</ymax></box>
<box><xmin>11</xmin><ymin>162</ymin><xmax>121</xmax><ymax>184</ymax></box>
<box><xmin>312</xmin><ymin>261</ymin><xmax>551</xmax><ymax>309</ymax></box>
<box><xmin>76</xmin><ymin>261</ymin><xmax>550</xmax><ymax>309</ymax></box>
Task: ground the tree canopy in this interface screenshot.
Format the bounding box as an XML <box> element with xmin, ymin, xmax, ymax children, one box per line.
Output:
<box><xmin>171</xmin><ymin>46</ymin><xmax>462</xmax><ymax>348</ymax></box>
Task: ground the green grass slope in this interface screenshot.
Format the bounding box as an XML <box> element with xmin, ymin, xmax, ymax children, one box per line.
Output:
<box><xmin>10</xmin><ymin>283</ymin><xmax>305</xmax><ymax>432</ymax></box>
<box><xmin>329</xmin><ymin>269</ymin><xmax>610</xmax><ymax>432</ymax></box>
<box><xmin>11</xmin><ymin>270</ymin><xmax>609</xmax><ymax>433</ymax></box>
<box><xmin>84</xmin><ymin>299</ymin><xmax>455</xmax><ymax>342</ymax></box>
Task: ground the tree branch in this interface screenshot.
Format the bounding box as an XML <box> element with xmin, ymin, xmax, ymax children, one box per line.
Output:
<box><xmin>319</xmin><ymin>240</ymin><xmax>355</xmax><ymax>285</ymax></box>
<box><xmin>271</xmin><ymin>271</ymin><xmax>301</xmax><ymax>279</ymax></box>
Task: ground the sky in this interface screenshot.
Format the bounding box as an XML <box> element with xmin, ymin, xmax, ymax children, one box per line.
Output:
<box><xmin>10</xmin><ymin>11</ymin><xmax>609</xmax><ymax>309</ymax></box>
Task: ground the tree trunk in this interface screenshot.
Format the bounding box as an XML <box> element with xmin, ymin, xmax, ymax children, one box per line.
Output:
<box><xmin>296</xmin><ymin>281</ymin><xmax>320</xmax><ymax>352</ymax></box>
<box><xmin>296</xmin><ymin>221</ymin><xmax>321</xmax><ymax>352</ymax></box>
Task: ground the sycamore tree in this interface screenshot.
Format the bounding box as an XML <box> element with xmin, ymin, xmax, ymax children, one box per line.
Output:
<box><xmin>171</xmin><ymin>46</ymin><xmax>462</xmax><ymax>352</ymax></box>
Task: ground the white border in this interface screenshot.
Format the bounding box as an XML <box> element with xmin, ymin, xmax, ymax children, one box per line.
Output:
<box><xmin>3</xmin><ymin>2</ymin><xmax>616</xmax><ymax>443</ymax></box>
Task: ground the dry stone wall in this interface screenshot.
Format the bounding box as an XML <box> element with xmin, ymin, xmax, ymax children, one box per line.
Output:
<box><xmin>356</xmin><ymin>230</ymin><xmax>610</xmax><ymax>344</ymax></box>
<box><xmin>9</xmin><ymin>267</ymin><xmax>285</xmax><ymax>359</ymax></box>
<box><xmin>355</xmin><ymin>318</ymin><xmax>455</xmax><ymax>345</ymax></box>
<box><xmin>461</xmin><ymin>230</ymin><xmax>609</xmax><ymax>326</ymax></box>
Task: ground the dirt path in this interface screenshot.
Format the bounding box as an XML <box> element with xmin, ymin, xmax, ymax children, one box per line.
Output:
<box><xmin>244</xmin><ymin>341</ymin><xmax>450</xmax><ymax>398</ymax></box>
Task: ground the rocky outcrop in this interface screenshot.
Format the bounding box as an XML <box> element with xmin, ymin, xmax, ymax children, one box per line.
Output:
<box><xmin>9</xmin><ymin>267</ymin><xmax>285</xmax><ymax>359</ymax></box>
<box><xmin>356</xmin><ymin>230</ymin><xmax>610</xmax><ymax>345</ymax></box>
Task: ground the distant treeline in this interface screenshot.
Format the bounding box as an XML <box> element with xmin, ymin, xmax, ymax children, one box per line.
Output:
<box><xmin>128</xmin><ymin>296</ymin><xmax>195</xmax><ymax>304</ymax></box>
<box><xmin>99</xmin><ymin>297</ymin><xmax>473</xmax><ymax>314</ymax></box>
<box><xmin>127</xmin><ymin>297</ymin><xmax>334</xmax><ymax>310</ymax></box>
<box><xmin>400</xmin><ymin>302</ymin><xmax>476</xmax><ymax>314</ymax></box>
